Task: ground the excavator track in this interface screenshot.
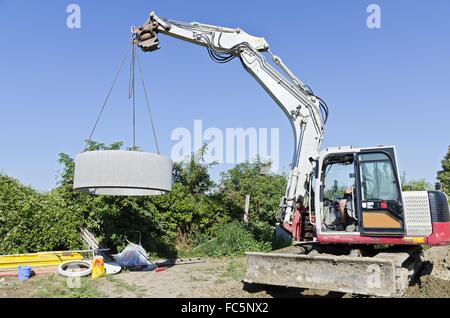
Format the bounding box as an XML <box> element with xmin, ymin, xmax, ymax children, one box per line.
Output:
<box><xmin>245</xmin><ymin>245</ymin><xmax>422</xmax><ymax>297</ymax></box>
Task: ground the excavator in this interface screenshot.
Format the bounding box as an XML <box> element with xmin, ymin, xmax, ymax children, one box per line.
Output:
<box><xmin>132</xmin><ymin>12</ymin><xmax>450</xmax><ymax>297</ymax></box>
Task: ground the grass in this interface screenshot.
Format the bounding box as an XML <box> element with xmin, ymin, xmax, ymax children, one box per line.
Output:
<box><xmin>106</xmin><ymin>275</ymin><xmax>146</xmax><ymax>297</ymax></box>
<box><xmin>221</xmin><ymin>258</ymin><xmax>246</xmax><ymax>281</ymax></box>
<box><xmin>189</xmin><ymin>274</ymin><xmax>209</xmax><ymax>282</ymax></box>
<box><xmin>179</xmin><ymin>221</ymin><xmax>272</xmax><ymax>258</ymax></box>
<box><xmin>32</xmin><ymin>274</ymin><xmax>104</xmax><ymax>298</ymax></box>
<box><xmin>1</xmin><ymin>273</ymin><xmax>150</xmax><ymax>298</ymax></box>
<box><xmin>417</xmin><ymin>283</ymin><xmax>431</xmax><ymax>297</ymax></box>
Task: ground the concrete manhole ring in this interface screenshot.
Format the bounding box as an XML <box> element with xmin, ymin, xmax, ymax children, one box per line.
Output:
<box><xmin>73</xmin><ymin>150</ymin><xmax>173</xmax><ymax>196</ymax></box>
<box><xmin>57</xmin><ymin>260</ymin><xmax>92</xmax><ymax>277</ymax></box>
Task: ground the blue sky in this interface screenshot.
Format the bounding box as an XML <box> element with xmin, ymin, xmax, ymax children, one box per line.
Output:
<box><xmin>0</xmin><ymin>0</ymin><xmax>449</xmax><ymax>191</ymax></box>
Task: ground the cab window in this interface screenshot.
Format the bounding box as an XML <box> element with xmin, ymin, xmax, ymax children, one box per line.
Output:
<box><xmin>359</xmin><ymin>153</ymin><xmax>399</xmax><ymax>201</ymax></box>
<box><xmin>323</xmin><ymin>158</ymin><xmax>355</xmax><ymax>202</ymax></box>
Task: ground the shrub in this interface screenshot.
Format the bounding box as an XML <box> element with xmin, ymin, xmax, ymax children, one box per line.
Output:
<box><xmin>0</xmin><ymin>174</ymin><xmax>82</xmax><ymax>254</ymax></box>
<box><xmin>218</xmin><ymin>159</ymin><xmax>286</xmax><ymax>226</ymax></box>
<box><xmin>54</xmin><ymin>142</ymin><xmax>227</xmax><ymax>257</ymax></box>
<box><xmin>188</xmin><ymin>220</ymin><xmax>271</xmax><ymax>257</ymax></box>
<box><xmin>0</xmin><ymin>142</ymin><xmax>285</xmax><ymax>257</ymax></box>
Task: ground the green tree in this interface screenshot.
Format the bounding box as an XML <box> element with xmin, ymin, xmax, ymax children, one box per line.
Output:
<box><xmin>218</xmin><ymin>158</ymin><xmax>286</xmax><ymax>243</ymax></box>
<box><xmin>172</xmin><ymin>145</ymin><xmax>215</xmax><ymax>196</ymax></box>
<box><xmin>55</xmin><ymin>141</ymin><xmax>226</xmax><ymax>256</ymax></box>
<box><xmin>152</xmin><ymin>146</ymin><xmax>226</xmax><ymax>242</ymax></box>
<box><xmin>401</xmin><ymin>178</ymin><xmax>433</xmax><ymax>191</ymax></box>
<box><xmin>437</xmin><ymin>146</ymin><xmax>450</xmax><ymax>194</ymax></box>
<box><xmin>219</xmin><ymin>158</ymin><xmax>286</xmax><ymax>223</ymax></box>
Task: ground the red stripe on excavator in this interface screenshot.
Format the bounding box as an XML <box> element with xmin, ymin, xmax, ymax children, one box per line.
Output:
<box><xmin>317</xmin><ymin>222</ymin><xmax>450</xmax><ymax>246</ymax></box>
<box><xmin>316</xmin><ymin>234</ymin><xmax>422</xmax><ymax>245</ymax></box>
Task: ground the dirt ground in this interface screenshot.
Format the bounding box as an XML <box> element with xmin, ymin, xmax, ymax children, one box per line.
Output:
<box><xmin>403</xmin><ymin>245</ymin><xmax>450</xmax><ymax>298</ymax></box>
<box><xmin>1</xmin><ymin>246</ymin><xmax>449</xmax><ymax>298</ymax></box>
<box><xmin>0</xmin><ymin>257</ymin><xmax>342</xmax><ymax>298</ymax></box>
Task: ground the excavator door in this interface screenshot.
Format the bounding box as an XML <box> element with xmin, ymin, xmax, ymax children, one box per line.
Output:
<box><xmin>357</xmin><ymin>147</ymin><xmax>405</xmax><ymax>236</ymax></box>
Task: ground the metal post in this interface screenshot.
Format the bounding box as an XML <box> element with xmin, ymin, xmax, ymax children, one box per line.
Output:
<box><xmin>244</xmin><ymin>195</ymin><xmax>250</xmax><ymax>225</ymax></box>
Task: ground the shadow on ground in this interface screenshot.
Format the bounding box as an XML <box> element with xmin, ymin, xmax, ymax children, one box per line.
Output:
<box><xmin>242</xmin><ymin>282</ymin><xmax>347</xmax><ymax>298</ymax></box>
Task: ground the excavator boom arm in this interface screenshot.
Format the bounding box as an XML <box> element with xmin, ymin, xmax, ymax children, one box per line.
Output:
<box><xmin>133</xmin><ymin>12</ymin><xmax>327</xmax><ymax>224</ymax></box>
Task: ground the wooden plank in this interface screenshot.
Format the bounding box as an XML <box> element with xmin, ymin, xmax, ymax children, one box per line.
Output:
<box><xmin>0</xmin><ymin>252</ymin><xmax>84</xmax><ymax>269</ymax></box>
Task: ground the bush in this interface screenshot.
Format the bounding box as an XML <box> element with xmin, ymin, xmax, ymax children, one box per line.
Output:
<box><xmin>188</xmin><ymin>221</ymin><xmax>271</xmax><ymax>257</ymax></box>
<box><xmin>0</xmin><ymin>174</ymin><xmax>82</xmax><ymax>254</ymax></box>
<box><xmin>53</xmin><ymin>142</ymin><xmax>227</xmax><ymax>257</ymax></box>
<box><xmin>218</xmin><ymin>159</ymin><xmax>286</xmax><ymax>225</ymax></box>
<box><xmin>0</xmin><ymin>142</ymin><xmax>285</xmax><ymax>257</ymax></box>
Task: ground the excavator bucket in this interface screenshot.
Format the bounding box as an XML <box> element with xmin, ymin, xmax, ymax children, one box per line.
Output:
<box><xmin>245</xmin><ymin>247</ymin><xmax>421</xmax><ymax>297</ymax></box>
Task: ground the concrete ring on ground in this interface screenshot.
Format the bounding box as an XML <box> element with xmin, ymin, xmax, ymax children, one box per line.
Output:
<box><xmin>57</xmin><ymin>260</ymin><xmax>92</xmax><ymax>277</ymax></box>
<box><xmin>73</xmin><ymin>150</ymin><xmax>173</xmax><ymax>196</ymax></box>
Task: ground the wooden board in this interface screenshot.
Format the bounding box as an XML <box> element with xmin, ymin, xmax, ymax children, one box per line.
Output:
<box><xmin>0</xmin><ymin>252</ymin><xmax>83</xmax><ymax>270</ymax></box>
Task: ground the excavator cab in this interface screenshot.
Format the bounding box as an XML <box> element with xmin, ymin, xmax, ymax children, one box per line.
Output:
<box><xmin>312</xmin><ymin>146</ymin><xmax>450</xmax><ymax>246</ymax></box>
<box><xmin>318</xmin><ymin>146</ymin><xmax>405</xmax><ymax>237</ymax></box>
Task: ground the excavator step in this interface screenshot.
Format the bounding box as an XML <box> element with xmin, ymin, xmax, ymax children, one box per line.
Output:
<box><xmin>244</xmin><ymin>247</ymin><xmax>421</xmax><ymax>297</ymax></box>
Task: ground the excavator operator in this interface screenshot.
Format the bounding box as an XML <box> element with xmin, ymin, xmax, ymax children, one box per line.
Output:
<box><xmin>338</xmin><ymin>188</ymin><xmax>357</xmax><ymax>232</ymax></box>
